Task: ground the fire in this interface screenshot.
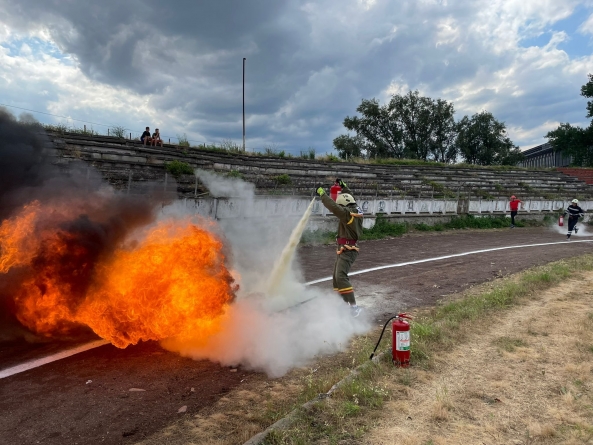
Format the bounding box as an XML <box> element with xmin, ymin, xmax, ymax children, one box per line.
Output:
<box><xmin>0</xmin><ymin>201</ymin><xmax>237</xmax><ymax>348</ymax></box>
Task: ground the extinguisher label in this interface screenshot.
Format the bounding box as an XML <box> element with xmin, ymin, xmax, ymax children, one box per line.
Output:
<box><xmin>396</xmin><ymin>331</ymin><xmax>410</xmax><ymax>351</ymax></box>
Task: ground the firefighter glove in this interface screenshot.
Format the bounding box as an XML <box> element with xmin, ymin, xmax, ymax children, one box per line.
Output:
<box><xmin>315</xmin><ymin>186</ymin><xmax>326</xmax><ymax>197</ymax></box>
<box><xmin>337</xmin><ymin>179</ymin><xmax>347</xmax><ymax>188</ymax></box>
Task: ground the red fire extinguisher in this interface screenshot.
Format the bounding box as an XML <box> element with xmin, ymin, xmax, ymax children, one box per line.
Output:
<box><xmin>330</xmin><ymin>182</ymin><xmax>342</xmax><ymax>201</ymax></box>
<box><xmin>559</xmin><ymin>215</ymin><xmax>564</xmax><ymax>227</ymax></box>
<box><xmin>370</xmin><ymin>313</ymin><xmax>413</xmax><ymax>368</ymax></box>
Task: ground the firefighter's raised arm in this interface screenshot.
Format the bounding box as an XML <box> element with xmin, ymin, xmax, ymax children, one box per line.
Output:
<box><xmin>316</xmin><ymin>186</ymin><xmax>352</xmax><ymax>223</ymax></box>
<box><xmin>337</xmin><ymin>178</ymin><xmax>353</xmax><ymax>195</ymax></box>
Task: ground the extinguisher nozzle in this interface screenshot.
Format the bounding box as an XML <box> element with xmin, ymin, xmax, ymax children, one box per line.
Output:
<box><xmin>369</xmin><ymin>353</ymin><xmax>375</xmax><ymax>360</ymax></box>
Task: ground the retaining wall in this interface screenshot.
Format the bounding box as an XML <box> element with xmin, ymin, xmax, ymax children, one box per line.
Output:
<box><xmin>164</xmin><ymin>196</ymin><xmax>587</xmax><ymax>231</ymax></box>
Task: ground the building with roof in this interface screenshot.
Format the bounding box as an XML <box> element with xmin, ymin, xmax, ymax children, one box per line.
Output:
<box><xmin>518</xmin><ymin>142</ymin><xmax>572</xmax><ymax>168</ymax></box>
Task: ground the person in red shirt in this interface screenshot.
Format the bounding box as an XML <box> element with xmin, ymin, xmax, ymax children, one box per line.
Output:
<box><xmin>509</xmin><ymin>195</ymin><xmax>522</xmax><ymax>228</ymax></box>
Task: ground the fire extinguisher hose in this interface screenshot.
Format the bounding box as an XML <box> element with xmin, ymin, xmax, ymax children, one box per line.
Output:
<box><xmin>369</xmin><ymin>313</ymin><xmax>413</xmax><ymax>360</ymax></box>
<box><xmin>369</xmin><ymin>316</ymin><xmax>398</xmax><ymax>360</ymax></box>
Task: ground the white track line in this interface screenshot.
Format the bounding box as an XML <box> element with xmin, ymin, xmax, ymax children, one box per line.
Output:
<box><xmin>0</xmin><ymin>340</ymin><xmax>109</xmax><ymax>380</ymax></box>
<box><xmin>305</xmin><ymin>239</ymin><xmax>593</xmax><ymax>285</ymax></box>
<box><xmin>2</xmin><ymin>238</ymin><xmax>592</xmax><ymax>379</ymax></box>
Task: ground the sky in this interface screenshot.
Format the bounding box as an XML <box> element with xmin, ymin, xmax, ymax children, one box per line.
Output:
<box><xmin>0</xmin><ymin>0</ymin><xmax>592</xmax><ymax>154</ymax></box>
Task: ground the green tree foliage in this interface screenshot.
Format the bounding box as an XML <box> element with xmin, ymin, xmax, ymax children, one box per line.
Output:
<box><xmin>429</xmin><ymin>98</ymin><xmax>458</xmax><ymax>163</ymax></box>
<box><xmin>582</xmin><ymin>73</ymin><xmax>593</xmax><ymax>119</ymax></box>
<box><xmin>456</xmin><ymin>111</ymin><xmax>523</xmax><ymax>165</ymax></box>
<box><xmin>341</xmin><ymin>98</ymin><xmax>403</xmax><ymax>158</ymax></box>
<box><xmin>335</xmin><ymin>91</ymin><xmax>458</xmax><ymax>162</ymax></box>
<box><xmin>546</xmin><ymin>74</ymin><xmax>593</xmax><ymax>166</ymax></box>
<box><xmin>335</xmin><ymin>90</ymin><xmax>519</xmax><ymax>165</ymax></box>
<box><xmin>332</xmin><ymin>134</ymin><xmax>365</xmax><ymax>159</ymax></box>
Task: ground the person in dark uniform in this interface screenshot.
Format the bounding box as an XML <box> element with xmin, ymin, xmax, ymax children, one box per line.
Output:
<box><xmin>141</xmin><ymin>127</ymin><xmax>152</xmax><ymax>146</ymax></box>
<box><xmin>563</xmin><ymin>199</ymin><xmax>585</xmax><ymax>239</ymax></box>
<box><xmin>316</xmin><ymin>179</ymin><xmax>363</xmax><ymax>317</ymax></box>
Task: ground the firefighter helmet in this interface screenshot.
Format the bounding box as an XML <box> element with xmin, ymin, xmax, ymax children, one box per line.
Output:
<box><xmin>336</xmin><ymin>193</ymin><xmax>356</xmax><ymax>206</ymax></box>
<box><xmin>572</xmin><ymin>199</ymin><xmax>579</xmax><ymax>204</ymax></box>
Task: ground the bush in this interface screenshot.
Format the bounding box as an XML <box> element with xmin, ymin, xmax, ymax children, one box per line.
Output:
<box><xmin>273</xmin><ymin>173</ymin><xmax>292</xmax><ymax>185</ymax></box>
<box><xmin>110</xmin><ymin>126</ymin><xmax>126</xmax><ymax>138</ymax></box>
<box><xmin>361</xmin><ymin>217</ymin><xmax>408</xmax><ymax>239</ymax></box>
<box><xmin>43</xmin><ymin>123</ymin><xmax>70</xmax><ymax>134</ymax></box>
<box><xmin>177</xmin><ymin>133</ymin><xmax>190</xmax><ymax>147</ymax></box>
<box><xmin>165</xmin><ymin>160</ymin><xmax>194</xmax><ymax>177</ymax></box>
<box><xmin>227</xmin><ymin>170</ymin><xmax>244</xmax><ymax>179</ymax></box>
<box><xmin>220</xmin><ymin>139</ymin><xmax>241</xmax><ymax>152</ymax></box>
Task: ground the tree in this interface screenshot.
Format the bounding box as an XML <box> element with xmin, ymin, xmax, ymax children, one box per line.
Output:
<box><xmin>342</xmin><ymin>98</ymin><xmax>404</xmax><ymax>158</ymax></box>
<box><xmin>546</xmin><ymin>123</ymin><xmax>593</xmax><ymax>166</ymax></box>
<box><xmin>546</xmin><ymin>74</ymin><xmax>593</xmax><ymax>166</ymax></box>
<box><xmin>335</xmin><ymin>91</ymin><xmax>458</xmax><ymax>161</ymax></box>
<box><xmin>456</xmin><ymin>111</ymin><xmax>522</xmax><ymax>165</ymax></box>
<box><xmin>332</xmin><ymin>134</ymin><xmax>365</xmax><ymax>159</ymax></box>
<box><xmin>390</xmin><ymin>91</ymin><xmax>434</xmax><ymax>160</ymax></box>
<box><xmin>429</xmin><ymin>99</ymin><xmax>458</xmax><ymax>163</ymax></box>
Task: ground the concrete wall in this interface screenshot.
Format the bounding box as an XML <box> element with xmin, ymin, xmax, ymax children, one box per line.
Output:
<box><xmin>165</xmin><ymin>196</ymin><xmax>590</xmax><ymax>231</ymax></box>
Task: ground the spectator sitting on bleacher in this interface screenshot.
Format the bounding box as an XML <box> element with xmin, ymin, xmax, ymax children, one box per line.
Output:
<box><xmin>152</xmin><ymin>128</ymin><xmax>163</xmax><ymax>147</ymax></box>
<box><xmin>141</xmin><ymin>127</ymin><xmax>152</xmax><ymax>146</ymax></box>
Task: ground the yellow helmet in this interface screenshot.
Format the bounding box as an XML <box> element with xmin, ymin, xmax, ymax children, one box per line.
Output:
<box><xmin>336</xmin><ymin>193</ymin><xmax>356</xmax><ymax>206</ymax></box>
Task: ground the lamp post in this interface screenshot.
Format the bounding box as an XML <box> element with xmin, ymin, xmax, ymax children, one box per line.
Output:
<box><xmin>242</xmin><ymin>57</ymin><xmax>246</xmax><ymax>152</ymax></box>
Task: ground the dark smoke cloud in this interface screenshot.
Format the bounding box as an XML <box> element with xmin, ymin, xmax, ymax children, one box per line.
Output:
<box><xmin>0</xmin><ymin>110</ymin><xmax>159</xmax><ymax>342</ymax></box>
<box><xmin>0</xmin><ymin>108</ymin><xmax>57</xmax><ymax>221</ymax></box>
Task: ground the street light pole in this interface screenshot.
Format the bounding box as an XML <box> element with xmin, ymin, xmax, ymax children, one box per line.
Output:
<box><xmin>242</xmin><ymin>57</ymin><xmax>246</xmax><ymax>151</ymax></box>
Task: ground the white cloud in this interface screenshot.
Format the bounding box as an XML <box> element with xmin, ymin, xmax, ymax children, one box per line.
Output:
<box><xmin>578</xmin><ymin>13</ymin><xmax>593</xmax><ymax>35</ymax></box>
<box><xmin>0</xmin><ymin>0</ymin><xmax>591</xmax><ymax>152</ymax></box>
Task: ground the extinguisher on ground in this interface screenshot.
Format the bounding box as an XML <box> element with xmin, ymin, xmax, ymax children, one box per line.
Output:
<box><xmin>330</xmin><ymin>182</ymin><xmax>342</xmax><ymax>201</ymax></box>
<box><xmin>559</xmin><ymin>215</ymin><xmax>564</xmax><ymax>227</ymax></box>
<box><xmin>370</xmin><ymin>313</ymin><xmax>413</xmax><ymax>367</ymax></box>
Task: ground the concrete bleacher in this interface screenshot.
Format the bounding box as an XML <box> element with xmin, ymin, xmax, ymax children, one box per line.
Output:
<box><xmin>47</xmin><ymin>131</ymin><xmax>593</xmax><ymax>200</ymax></box>
<box><xmin>557</xmin><ymin>167</ymin><xmax>593</xmax><ymax>185</ymax></box>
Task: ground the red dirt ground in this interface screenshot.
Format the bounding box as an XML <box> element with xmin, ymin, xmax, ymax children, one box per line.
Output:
<box><xmin>0</xmin><ymin>227</ymin><xmax>591</xmax><ymax>445</ymax></box>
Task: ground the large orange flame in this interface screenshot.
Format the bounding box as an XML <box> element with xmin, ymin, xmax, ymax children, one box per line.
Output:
<box><xmin>0</xmin><ymin>201</ymin><xmax>237</xmax><ymax>348</ymax></box>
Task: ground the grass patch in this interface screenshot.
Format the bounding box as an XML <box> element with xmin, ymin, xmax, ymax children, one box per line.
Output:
<box><xmin>421</xmin><ymin>179</ymin><xmax>456</xmax><ymax>199</ymax></box>
<box><xmin>262</xmin><ymin>254</ymin><xmax>593</xmax><ymax>444</ymax></box>
<box><xmin>301</xmin><ymin>214</ymin><xmax>550</xmax><ymax>245</ymax></box>
<box><xmin>272</xmin><ymin>174</ymin><xmax>292</xmax><ymax>186</ymax></box>
<box><xmin>177</xmin><ymin>133</ymin><xmax>190</xmax><ymax>147</ymax></box>
<box><xmin>360</xmin><ymin>217</ymin><xmax>408</xmax><ymax>240</ymax></box>
<box><xmin>226</xmin><ymin>170</ymin><xmax>244</xmax><ymax>179</ymax></box>
<box><xmin>165</xmin><ymin>160</ymin><xmax>194</xmax><ymax>177</ymax></box>
<box><xmin>493</xmin><ymin>336</ymin><xmax>528</xmax><ymax>352</ymax></box>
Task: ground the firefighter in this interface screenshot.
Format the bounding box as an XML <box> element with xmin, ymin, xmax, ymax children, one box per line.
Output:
<box><xmin>315</xmin><ymin>179</ymin><xmax>363</xmax><ymax>317</ymax></box>
<box><xmin>563</xmin><ymin>199</ymin><xmax>585</xmax><ymax>239</ymax></box>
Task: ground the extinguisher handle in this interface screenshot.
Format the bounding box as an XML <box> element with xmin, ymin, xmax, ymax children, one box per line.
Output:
<box><xmin>398</xmin><ymin>312</ymin><xmax>413</xmax><ymax>320</ymax></box>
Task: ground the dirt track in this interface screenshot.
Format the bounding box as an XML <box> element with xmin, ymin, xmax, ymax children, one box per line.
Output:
<box><xmin>1</xmin><ymin>227</ymin><xmax>592</xmax><ymax>445</ymax></box>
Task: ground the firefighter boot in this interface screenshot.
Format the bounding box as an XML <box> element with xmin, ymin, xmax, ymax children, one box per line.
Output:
<box><xmin>567</xmin><ymin>234</ymin><xmax>571</xmax><ymax>240</ymax></box>
<box><xmin>350</xmin><ymin>305</ymin><xmax>362</xmax><ymax>317</ymax></box>
<box><xmin>575</xmin><ymin>226</ymin><xmax>579</xmax><ymax>234</ymax></box>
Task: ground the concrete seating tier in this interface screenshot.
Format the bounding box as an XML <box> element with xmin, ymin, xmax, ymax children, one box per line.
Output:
<box><xmin>47</xmin><ymin>132</ymin><xmax>593</xmax><ymax>200</ymax></box>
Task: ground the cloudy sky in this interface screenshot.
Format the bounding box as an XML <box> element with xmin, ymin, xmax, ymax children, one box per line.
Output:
<box><xmin>1</xmin><ymin>0</ymin><xmax>592</xmax><ymax>154</ymax></box>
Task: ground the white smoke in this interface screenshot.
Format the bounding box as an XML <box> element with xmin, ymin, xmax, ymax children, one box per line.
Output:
<box><xmin>160</xmin><ymin>169</ymin><xmax>371</xmax><ymax>377</ymax></box>
<box><xmin>550</xmin><ymin>214</ymin><xmax>592</xmax><ymax>237</ymax></box>
<box><xmin>163</xmin><ymin>290</ymin><xmax>368</xmax><ymax>378</ymax></box>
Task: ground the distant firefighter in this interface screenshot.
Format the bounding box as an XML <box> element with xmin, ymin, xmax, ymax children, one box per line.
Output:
<box><xmin>563</xmin><ymin>199</ymin><xmax>585</xmax><ymax>240</ymax></box>
<box><xmin>316</xmin><ymin>179</ymin><xmax>363</xmax><ymax>317</ymax></box>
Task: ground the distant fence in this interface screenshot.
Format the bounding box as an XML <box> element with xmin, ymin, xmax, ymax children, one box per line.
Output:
<box><xmin>170</xmin><ymin>197</ymin><xmax>592</xmax><ymax>220</ymax></box>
